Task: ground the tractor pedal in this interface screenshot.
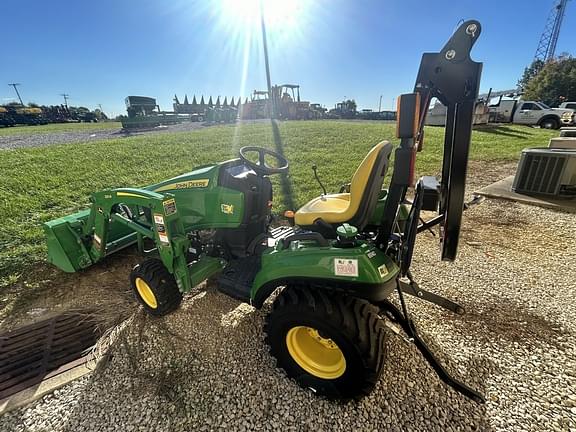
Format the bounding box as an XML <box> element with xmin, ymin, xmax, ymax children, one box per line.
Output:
<box><xmin>217</xmin><ymin>255</ymin><xmax>261</xmax><ymax>303</ymax></box>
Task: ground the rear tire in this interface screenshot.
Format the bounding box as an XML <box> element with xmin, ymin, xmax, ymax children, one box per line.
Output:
<box><xmin>540</xmin><ymin>117</ymin><xmax>559</xmax><ymax>129</ymax></box>
<box><xmin>130</xmin><ymin>259</ymin><xmax>182</xmax><ymax>316</ymax></box>
<box><xmin>264</xmin><ymin>286</ymin><xmax>387</xmax><ymax>399</ymax></box>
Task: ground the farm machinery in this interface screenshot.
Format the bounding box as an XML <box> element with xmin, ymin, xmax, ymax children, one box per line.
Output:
<box><xmin>240</xmin><ymin>84</ymin><xmax>321</xmax><ymax>120</ymax></box>
<box><xmin>121</xmin><ymin>96</ymin><xmax>190</xmax><ymax>129</ymax></box>
<box><xmin>44</xmin><ymin>21</ymin><xmax>484</xmax><ymax>401</ymax></box>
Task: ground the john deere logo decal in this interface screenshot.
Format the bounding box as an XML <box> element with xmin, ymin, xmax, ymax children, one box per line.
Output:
<box><xmin>221</xmin><ymin>204</ymin><xmax>234</xmax><ymax>215</ymax></box>
<box><xmin>154</xmin><ymin>179</ymin><xmax>209</xmax><ymax>192</ymax></box>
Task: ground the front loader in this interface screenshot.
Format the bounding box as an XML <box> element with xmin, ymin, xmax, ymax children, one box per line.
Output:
<box><xmin>44</xmin><ymin>21</ymin><xmax>484</xmax><ymax>401</ymax></box>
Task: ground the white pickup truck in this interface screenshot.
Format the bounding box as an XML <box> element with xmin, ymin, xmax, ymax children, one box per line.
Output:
<box><xmin>559</xmin><ymin>101</ymin><xmax>576</xmax><ymax>110</ymax></box>
<box><xmin>489</xmin><ymin>98</ymin><xmax>575</xmax><ymax>129</ymax></box>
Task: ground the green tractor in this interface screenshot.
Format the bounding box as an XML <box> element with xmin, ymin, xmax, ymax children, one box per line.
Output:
<box><xmin>44</xmin><ymin>21</ymin><xmax>484</xmax><ymax>401</ymax></box>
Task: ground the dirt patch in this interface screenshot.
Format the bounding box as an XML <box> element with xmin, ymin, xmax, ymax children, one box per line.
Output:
<box><xmin>0</xmin><ymin>251</ymin><xmax>140</xmax><ymax>331</ymax></box>
<box><xmin>444</xmin><ymin>296</ymin><xmax>569</xmax><ymax>349</ymax></box>
<box><xmin>466</xmin><ymin>160</ymin><xmax>518</xmax><ymax>193</ymax></box>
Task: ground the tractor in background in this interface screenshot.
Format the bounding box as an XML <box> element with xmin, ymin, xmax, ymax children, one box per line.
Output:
<box><xmin>240</xmin><ymin>85</ymin><xmax>320</xmax><ymax>120</ymax></box>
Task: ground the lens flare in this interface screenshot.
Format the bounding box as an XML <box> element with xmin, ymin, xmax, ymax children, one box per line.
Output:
<box><xmin>216</xmin><ymin>0</ymin><xmax>310</xmax><ymax>47</ymax></box>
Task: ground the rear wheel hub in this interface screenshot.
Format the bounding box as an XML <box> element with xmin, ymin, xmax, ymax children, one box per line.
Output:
<box><xmin>286</xmin><ymin>326</ymin><xmax>346</xmax><ymax>379</ymax></box>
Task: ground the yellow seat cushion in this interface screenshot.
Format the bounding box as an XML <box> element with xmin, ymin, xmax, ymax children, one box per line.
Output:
<box><xmin>294</xmin><ymin>142</ymin><xmax>387</xmax><ymax>226</ymax></box>
<box><xmin>294</xmin><ymin>194</ymin><xmax>351</xmax><ymax>226</ymax></box>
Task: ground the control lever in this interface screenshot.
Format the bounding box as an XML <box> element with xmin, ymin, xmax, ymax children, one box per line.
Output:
<box><xmin>312</xmin><ymin>164</ymin><xmax>328</xmax><ymax>198</ymax></box>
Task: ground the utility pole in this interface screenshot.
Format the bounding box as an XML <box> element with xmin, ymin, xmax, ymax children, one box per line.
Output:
<box><xmin>8</xmin><ymin>83</ymin><xmax>24</xmax><ymax>105</ymax></box>
<box><xmin>378</xmin><ymin>95</ymin><xmax>383</xmax><ymax>112</ymax></box>
<box><xmin>60</xmin><ymin>93</ymin><xmax>70</xmax><ymax>108</ymax></box>
<box><xmin>259</xmin><ymin>0</ymin><xmax>275</xmax><ymax>119</ymax></box>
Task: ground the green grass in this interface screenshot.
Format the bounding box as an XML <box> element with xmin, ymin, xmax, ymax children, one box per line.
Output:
<box><xmin>0</xmin><ymin>121</ymin><xmax>556</xmax><ymax>288</ymax></box>
<box><xmin>0</xmin><ymin>121</ymin><xmax>122</xmax><ymax>136</ymax></box>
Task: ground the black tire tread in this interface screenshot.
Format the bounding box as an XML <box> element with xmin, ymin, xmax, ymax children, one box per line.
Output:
<box><xmin>264</xmin><ymin>285</ymin><xmax>387</xmax><ymax>399</ymax></box>
<box><xmin>130</xmin><ymin>258</ymin><xmax>182</xmax><ymax>317</ymax></box>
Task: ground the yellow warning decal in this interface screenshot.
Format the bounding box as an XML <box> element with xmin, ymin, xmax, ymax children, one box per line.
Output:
<box><xmin>155</xmin><ymin>179</ymin><xmax>209</xmax><ymax>192</ymax></box>
<box><xmin>163</xmin><ymin>198</ymin><xmax>177</xmax><ymax>215</ymax></box>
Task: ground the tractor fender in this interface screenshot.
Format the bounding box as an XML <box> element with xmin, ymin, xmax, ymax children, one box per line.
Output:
<box><xmin>250</xmin><ymin>242</ymin><xmax>400</xmax><ymax>308</ymax></box>
<box><xmin>251</xmin><ymin>276</ymin><xmax>398</xmax><ymax>309</ymax></box>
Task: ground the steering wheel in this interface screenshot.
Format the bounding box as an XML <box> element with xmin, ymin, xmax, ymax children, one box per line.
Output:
<box><xmin>239</xmin><ymin>146</ymin><xmax>289</xmax><ymax>175</ymax></box>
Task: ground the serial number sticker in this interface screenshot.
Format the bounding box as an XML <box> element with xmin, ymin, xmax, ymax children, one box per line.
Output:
<box><xmin>163</xmin><ymin>199</ymin><xmax>177</xmax><ymax>215</ymax></box>
<box><xmin>378</xmin><ymin>264</ymin><xmax>389</xmax><ymax>277</ymax></box>
<box><xmin>334</xmin><ymin>258</ymin><xmax>359</xmax><ymax>277</ymax></box>
<box><xmin>154</xmin><ymin>214</ymin><xmax>165</xmax><ymax>225</ymax></box>
<box><xmin>158</xmin><ymin>233</ymin><xmax>170</xmax><ymax>244</ymax></box>
<box><xmin>366</xmin><ymin>250</ymin><xmax>377</xmax><ymax>259</ymax></box>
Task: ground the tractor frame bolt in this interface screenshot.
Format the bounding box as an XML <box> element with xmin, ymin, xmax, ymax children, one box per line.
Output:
<box><xmin>445</xmin><ymin>49</ymin><xmax>456</xmax><ymax>60</ymax></box>
<box><xmin>466</xmin><ymin>23</ymin><xmax>477</xmax><ymax>36</ymax></box>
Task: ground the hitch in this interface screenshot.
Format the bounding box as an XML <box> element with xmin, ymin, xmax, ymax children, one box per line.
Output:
<box><xmin>399</xmin><ymin>272</ymin><xmax>465</xmax><ymax>315</ymax></box>
<box><xmin>379</xmin><ymin>290</ymin><xmax>485</xmax><ymax>404</ymax></box>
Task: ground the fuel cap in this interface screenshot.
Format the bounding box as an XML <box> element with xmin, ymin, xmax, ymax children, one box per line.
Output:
<box><xmin>336</xmin><ymin>223</ymin><xmax>358</xmax><ymax>239</ymax></box>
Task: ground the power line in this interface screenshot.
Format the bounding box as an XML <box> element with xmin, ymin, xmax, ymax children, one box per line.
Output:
<box><xmin>8</xmin><ymin>83</ymin><xmax>24</xmax><ymax>105</ymax></box>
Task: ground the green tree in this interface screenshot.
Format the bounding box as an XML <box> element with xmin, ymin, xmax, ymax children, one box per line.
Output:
<box><xmin>518</xmin><ymin>59</ymin><xmax>545</xmax><ymax>90</ymax></box>
<box><xmin>523</xmin><ymin>56</ymin><xmax>576</xmax><ymax>107</ymax></box>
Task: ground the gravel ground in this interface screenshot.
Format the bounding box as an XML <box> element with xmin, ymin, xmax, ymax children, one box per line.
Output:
<box><xmin>1</xmin><ymin>169</ymin><xmax>575</xmax><ymax>431</ymax></box>
<box><xmin>0</xmin><ymin>122</ymin><xmax>211</xmax><ymax>150</ymax></box>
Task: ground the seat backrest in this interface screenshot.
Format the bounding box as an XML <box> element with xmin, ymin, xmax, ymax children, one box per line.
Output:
<box><xmin>348</xmin><ymin>141</ymin><xmax>393</xmax><ymax>230</ymax></box>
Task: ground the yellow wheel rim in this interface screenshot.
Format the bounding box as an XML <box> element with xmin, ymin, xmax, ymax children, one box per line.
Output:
<box><xmin>286</xmin><ymin>326</ymin><xmax>346</xmax><ymax>379</ymax></box>
<box><xmin>135</xmin><ymin>277</ymin><xmax>157</xmax><ymax>309</ymax></box>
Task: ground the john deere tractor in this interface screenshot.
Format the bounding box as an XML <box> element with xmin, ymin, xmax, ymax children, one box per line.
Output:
<box><xmin>44</xmin><ymin>21</ymin><xmax>484</xmax><ymax>401</ymax></box>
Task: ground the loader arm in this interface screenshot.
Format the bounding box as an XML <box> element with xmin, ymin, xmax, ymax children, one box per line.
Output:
<box><xmin>44</xmin><ymin>187</ymin><xmax>195</xmax><ymax>292</ymax></box>
<box><xmin>87</xmin><ymin>188</ymin><xmax>194</xmax><ymax>292</ymax></box>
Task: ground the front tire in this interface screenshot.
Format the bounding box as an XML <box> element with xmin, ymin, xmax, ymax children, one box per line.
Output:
<box><xmin>264</xmin><ymin>286</ymin><xmax>387</xmax><ymax>399</ymax></box>
<box><xmin>130</xmin><ymin>259</ymin><xmax>182</xmax><ymax>316</ymax></box>
<box><xmin>540</xmin><ymin>117</ymin><xmax>559</xmax><ymax>129</ymax></box>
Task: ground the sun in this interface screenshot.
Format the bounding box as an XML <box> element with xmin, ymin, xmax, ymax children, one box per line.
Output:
<box><xmin>217</xmin><ymin>0</ymin><xmax>309</xmax><ymax>39</ymax></box>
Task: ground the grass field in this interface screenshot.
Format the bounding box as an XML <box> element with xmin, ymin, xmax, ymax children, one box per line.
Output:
<box><xmin>0</xmin><ymin>121</ymin><xmax>122</xmax><ymax>136</ymax></box>
<box><xmin>0</xmin><ymin>120</ymin><xmax>555</xmax><ymax>289</ymax></box>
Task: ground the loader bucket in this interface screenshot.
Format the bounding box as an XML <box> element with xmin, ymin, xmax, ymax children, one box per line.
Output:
<box><xmin>44</xmin><ymin>209</ymin><xmax>94</xmax><ymax>273</ymax></box>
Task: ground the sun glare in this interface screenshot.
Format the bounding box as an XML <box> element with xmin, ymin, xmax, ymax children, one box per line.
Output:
<box><xmin>218</xmin><ymin>0</ymin><xmax>309</xmax><ymax>39</ymax></box>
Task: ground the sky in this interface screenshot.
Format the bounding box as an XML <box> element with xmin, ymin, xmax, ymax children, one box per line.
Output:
<box><xmin>1</xmin><ymin>0</ymin><xmax>575</xmax><ymax>117</ymax></box>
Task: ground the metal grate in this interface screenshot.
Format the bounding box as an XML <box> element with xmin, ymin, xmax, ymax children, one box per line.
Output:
<box><xmin>0</xmin><ymin>313</ymin><xmax>99</xmax><ymax>399</ymax></box>
<box><xmin>515</xmin><ymin>152</ymin><xmax>566</xmax><ymax>195</ymax></box>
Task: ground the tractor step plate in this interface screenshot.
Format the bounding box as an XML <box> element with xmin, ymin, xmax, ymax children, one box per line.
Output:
<box><xmin>217</xmin><ymin>226</ymin><xmax>299</xmax><ymax>302</ymax></box>
<box><xmin>0</xmin><ymin>313</ymin><xmax>100</xmax><ymax>399</ymax></box>
<box><xmin>217</xmin><ymin>255</ymin><xmax>261</xmax><ymax>302</ymax></box>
